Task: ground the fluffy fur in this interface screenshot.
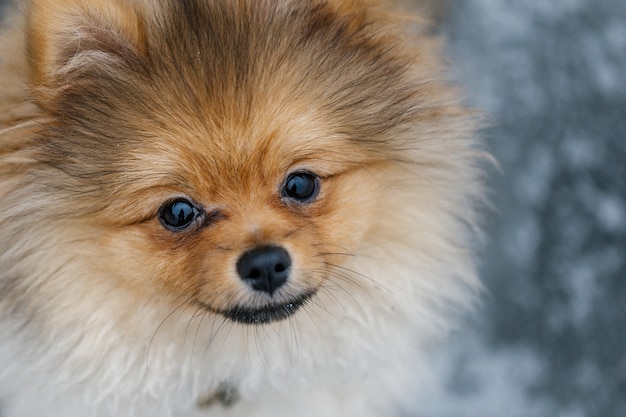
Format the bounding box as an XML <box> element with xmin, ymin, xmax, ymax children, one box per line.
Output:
<box><xmin>0</xmin><ymin>0</ymin><xmax>485</xmax><ymax>416</ymax></box>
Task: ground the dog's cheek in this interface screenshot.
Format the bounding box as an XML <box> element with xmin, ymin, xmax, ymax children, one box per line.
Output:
<box><xmin>94</xmin><ymin>224</ymin><xmax>203</xmax><ymax>302</ymax></box>
<box><xmin>314</xmin><ymin>170</ymin><xmax>382</xmax><ymax>258</ymax></box>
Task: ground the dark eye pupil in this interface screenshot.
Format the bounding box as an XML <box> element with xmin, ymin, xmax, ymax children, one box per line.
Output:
<box><xmin>284</xmin><ymin>172</ymin><xmax>318</xmax><ymax>201</ymax></box>
<box><xmin>160</xmin><ymin>200</ymin><xmax>197</xmax><ymax>229</ymax></box>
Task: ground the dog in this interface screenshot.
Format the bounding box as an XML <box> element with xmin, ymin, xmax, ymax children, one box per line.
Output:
<box><xmin>0</xmin><ymin>0</ymin><xmax>485</xmax><ymax>416</ymax></box>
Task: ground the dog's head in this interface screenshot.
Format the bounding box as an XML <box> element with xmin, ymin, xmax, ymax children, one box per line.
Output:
<box><xmin>7</xmin><ymin>0</ymin><xmax>473</xmax><ymax>326</ymax></box>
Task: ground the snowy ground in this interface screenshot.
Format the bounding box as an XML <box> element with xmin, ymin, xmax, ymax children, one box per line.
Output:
<box><xmin>1</xmin><ymin>0</ymin><xmax>624</xmax><ymax>416</ymax></box>
<box><xmin>416</xmin><ymin>0</ymin><xmax>625</xmax><ymax>416</ymax></box>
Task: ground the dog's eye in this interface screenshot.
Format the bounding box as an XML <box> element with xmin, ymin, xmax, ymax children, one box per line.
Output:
<box><xmin>282</xmin><ymin>172</ymin><xmax>319</xmax><ymax>202</ymax></box>
<box><xmin>159</xmin><ymin>199</ymin><xmax>200</xmax><ymax>231</ymax></box>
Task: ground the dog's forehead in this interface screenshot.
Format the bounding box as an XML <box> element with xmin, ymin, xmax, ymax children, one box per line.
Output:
<box><xmin>140</xmin><ymin>112</ymin><xmax>354</xmax><ymax>194</ymax></box>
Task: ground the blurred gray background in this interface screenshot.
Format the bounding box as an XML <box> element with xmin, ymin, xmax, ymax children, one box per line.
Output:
<box><xmin>417</xmin><ymin>0</ymin><xmax>625</xmax><ymax>416</ymax></box>
<box><xmin>1</xmin><ymin>0</ymin><xmax>624</xmax><ymax>416</ymax></box>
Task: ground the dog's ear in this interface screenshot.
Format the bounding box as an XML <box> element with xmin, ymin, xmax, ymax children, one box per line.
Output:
<box><xmin>26</xmin><ymin>0</ymin><xmax>146</xmax><ymax>87</ymax></box>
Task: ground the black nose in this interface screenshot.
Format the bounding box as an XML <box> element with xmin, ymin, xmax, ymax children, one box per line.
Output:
<box><xmin>236</xmin><ymin>246</ymin><xmax>291</xmax><ymax>296</ymax></box>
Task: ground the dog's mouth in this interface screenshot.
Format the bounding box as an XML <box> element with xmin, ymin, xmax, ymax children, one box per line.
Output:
<box><xmin>200</xmin><ymin>292</ymin><xmax>314</xmax><ymax>325</ymax></box>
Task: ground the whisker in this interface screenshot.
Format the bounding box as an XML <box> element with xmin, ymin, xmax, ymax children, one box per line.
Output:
<box><xmin>146</xmin><ymin>293</ymin><xmax>195</xmax><ymax>374</ymax></box>
<box><xmin>311</xmin><ymin>242</ymin><xmax>351</xmax><ymax>253</ymax></box>
<box><xmin>288</xmin><ymin>315</ymin><xmax>300</xmax><ymax>364</ymax></box>
<box><xmin>312</xmin><ymin>242</ymin><xmax>384</xmax><ymax>262</ymax></box>
<box><xmin>190</xmin><ymin>308</ymin><xmax>209</xmax><ymax>362</ymax></box>
<box><xmin>184</xmin><ymin>305</ymin><xmax>205</xmax><ymax>342</ymax></box>
<box><xmin>319</xmin><ymin>265</ymin><xmax>372</xmax><ymax>295</ymax></box>
<box><xmin>202</xmin><ymin>316</ymin><xmax>230</xmax><ymax>360</ymax></box>
<box><xmin>320</xmin><ymin>278</ymin><xmax>368</xmax><ymax>318</ymax></box>
<box><xmin>324</xmin><ymin>262</ymin><xmax>394</xmax><ymax>295</ymax></box>
<box><xmin>302</xmin><ymin>302</ymin><xmax>323</xmax><ymax>333</ymax></box>
<box><xmin>253</xmin><ymin>324</ymin><xmax>268</xmax><ymax>370</ymax></box>
<box><xmin>284</xmin><ymin>221</ymin><xmax>315</xmax><ymax>239</ymax></box>
<box><xmin>314</xmin><ymin>251</ymin><xmax>356</xmax><ymax>257</ymax></box>
<box><xmin>308</xmin><ymin>290</ymin><xmax>344</xmax><ymax>323</ymax></box>
<box><xmin>317</xmin><ymin>286</ymin><xmax>349</xmax><ymax>316</ymax></box>
<box><xmin>315</xmin><ymin>251</ymin><xmax>381</xmax><ymax>262</ymax></box>
<box><xmin>215</xmin><ymin>320</ymin><xmax>236</xmax><ymax>357</ymax></box>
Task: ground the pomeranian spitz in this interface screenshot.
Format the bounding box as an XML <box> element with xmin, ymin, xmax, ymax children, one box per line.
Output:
<box><xmin>0</xmin><ymin>0</ymin><xmax>484</xmax><ymax>416</ymax></box>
